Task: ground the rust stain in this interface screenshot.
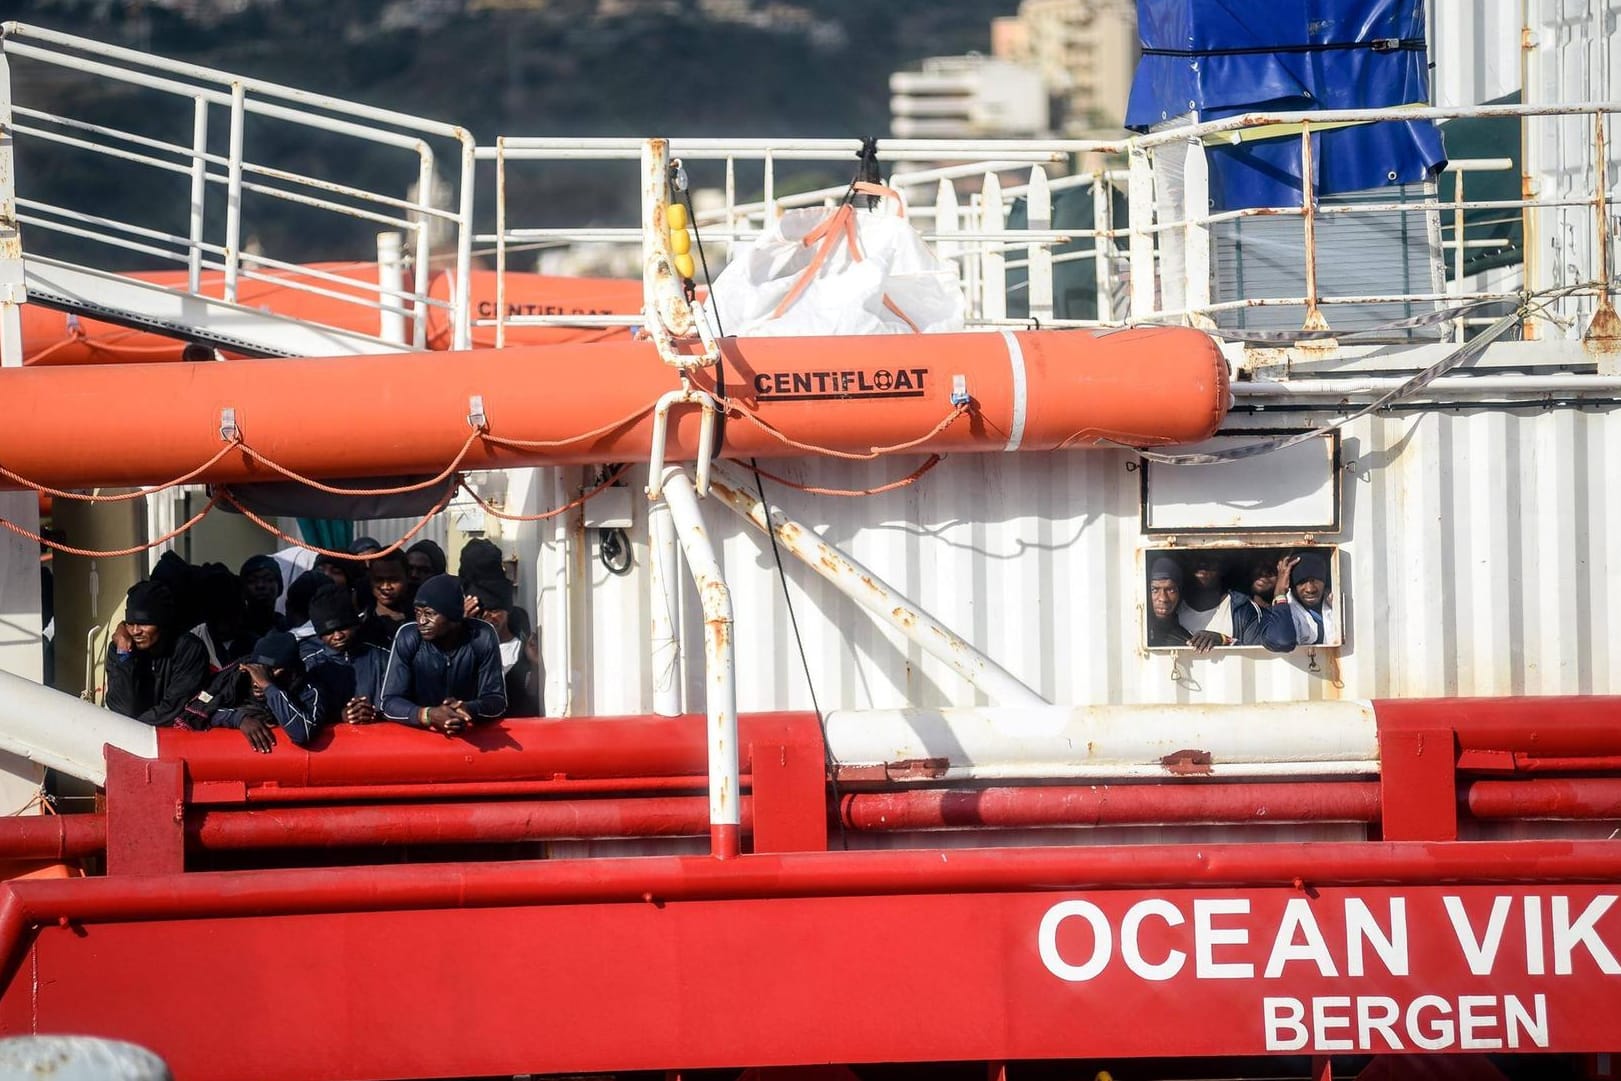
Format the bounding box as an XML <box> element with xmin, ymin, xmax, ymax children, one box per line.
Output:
<box><xmin>834</xmin><ymin>764</ymin><xmax>887</xmax><ymax>784</ymax></box>
<box><xmin>890</xmin><ymin>606</ymin><xmax>917</xmax><ymax>630</ymax></box>
<box><xmin>1161</xmin><ymin>748</ymin><xmax>1214</xmax><ymax>776</ymax></box>
<box><xmin>885</xmin><ymin>757</ymin><xmax>950</xmax><ymax>781</ymax></box>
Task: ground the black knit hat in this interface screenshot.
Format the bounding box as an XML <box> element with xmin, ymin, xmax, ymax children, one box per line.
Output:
<box><xmin>407</xmin><ymin>539</ymin><xmax>447</xmax><ymax>576</ymax></box>
<box><xmin>413</xmin><ymin>574</ymin><xmax>464</xmax><ymax>622</ymax></box>
<box><xmin>471</xmin><ymin>576</ymin><xmax>513</xmax><ymax>612</ymax></box>
<box><xmin>1293</xmin><ymin>552</ymin><xmax>1330</xmax><ymax>586</ymax></box>
<box><xmin>248</xmin><ymin>630</ymin><xmax>300</xmax><ymax>670</ymax></box>
<box><xmin>125</xmin><ymin>581</ymin><xmax>176</xmax><ymax>626</ymax></box>
<box><xmin>239</xmin><ymin>554</ymin><xmax>284</xmax><ymax>593</ymax></box>
<box><xmin>458</xmin><ymin>538</ymin><xmax>505</xmax><ymax>584</ymax></box>
<box><xmin>308</xmin><ymin>583</ymin><xmax>360</xmax><ymax>635</ymax></box>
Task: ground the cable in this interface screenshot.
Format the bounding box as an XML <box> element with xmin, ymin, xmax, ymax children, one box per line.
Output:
<box><xmin>0</xmin><ymin>493</ymin><xmax>221</xmax><ymax>558</ymax></box>
<box><xmin>725</xmin><ymin>401</ymin><xmax>968</xmax><ymax>461</ymax></box>
<box><xmin>234</xmin><ymin>428</ymin><xmax>482</xmax><ymax>497</ymax></box>
<box><xmin>748</xmin><ymin>463</ymin><xmax>847</xmax><ymax>851</ymax></box>
<box><xmin>459</xmin><ymin>463</ymin><xmax>631</xmax><ymax>522</ymax></box>
<box><xmin>217</xmin><ymin>485</ymin><xmax>453</xmax><ymax>560</ymax></box>
<box><xmin>747</xmin><ymin>454</ymin><xmax>944</xmax><ymax>497</ymax></box>
<box><xmin>480</xmin><ymin>401</ymin><xmax>657</xmax><ymax>450</ymax></box>
<box><xmin>0</xmin><ymin>440</ymin><xmax>244</xmax><ymax>503</ymax></box>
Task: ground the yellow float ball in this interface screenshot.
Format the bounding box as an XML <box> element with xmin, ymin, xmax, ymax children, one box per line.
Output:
<box><xmin>670</xmin><ymin>228</ymin><xmax>691</xmax><ymax>255</ymax></box>
<box><xmin>674</xmin><ymin>252</ymin><xmax>696</xmax><ymax>279</ymax></box>
<box><xmin>667</xmin><ymin>203</ymin><xmax>689</xmax><ymax>230</ymax></box>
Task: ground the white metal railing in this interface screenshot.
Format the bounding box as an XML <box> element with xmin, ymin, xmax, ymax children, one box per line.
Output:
<box><xmin>0</xmin><ymin>21</ymin><xmax>475</xmax><ymax>351</ymax></box>
<box><xmin>478</xmin><ymin>104</ymin><xmax>1619</xmax><ymax>345</ymax></box>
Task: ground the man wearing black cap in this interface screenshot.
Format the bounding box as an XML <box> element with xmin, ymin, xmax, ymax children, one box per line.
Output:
<box><xmin>405</xmin><ymin>539</ymin><xmax>447</xmax><ymax>588</ymax></box>
<box><xmin>1145</xmin><ymin>556</ymin><xmax>1193</xmax><ymax>648</ymax></box>
<box><xmin>1176</xmin><ymin>550</ymin><xmax>1262</xmax><ymax>652</ymax></box>
<box><xmin>358</xmin><ymin>550</ymin><xmax>413</xmax><ymax>649</ymax></box>
<box><xmin>106</xmin><ymin>581</ymin><xmax>211</xmax><ymax>726</ymax></box>
<box><xmin>1261</xmin><ymin>551</ymin><xmax>1339</xmax><ymax>652</ymax></box>
<box><xmin>470</xmin><ymin>577</ymin><xmax>539</xmax><ymax>717</ymax></box>
<box><xmin>178</xmin><ymin>630</ymin><xmax>316</xmax><ymax>751</ymax></box>
<box><xmin>380</xmin><ymin>573</ymin><xmax>506</xmax><ymax>733</ymax></box>
<box><xmin>239</xmin><ymin>554</ymin><xmax>285</xmax><ymax>637</ymax></box>
<box><xmin>302</xmin><ymin>584</ymin><xmax>390</xmax><ymax>727</ymax></box>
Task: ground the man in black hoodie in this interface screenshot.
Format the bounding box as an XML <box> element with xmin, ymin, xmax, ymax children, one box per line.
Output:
<box><xmin>179</xmin><ymin>630</ymin><xmax>316</xmax><ymax>752</ymax></box>
<box><xmin>105</xmin><ymin>581</ymin><xmax>210</xmax><ymax>726</ymax></box>
<box><xmin>239</xmin><ymin>554</ymin><xmax>285</xmax><ymax>637</ymax></box>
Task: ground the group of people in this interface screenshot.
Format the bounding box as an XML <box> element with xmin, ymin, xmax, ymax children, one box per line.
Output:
<box><xmin>1146</xmin><ymin>548</ymin><xmax>1338</xmax><ymax>653</ymax></box>
<box><xmin>104</xmin><ymin>537</ymin><xmax>542</xmax><ymax>752</ymax></box>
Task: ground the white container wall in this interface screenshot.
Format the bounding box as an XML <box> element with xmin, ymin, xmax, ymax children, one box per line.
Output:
<box><xmin>534</xmin><ymin>395</ymin><xmax>1621</xmax><ymax>715</ymax></box>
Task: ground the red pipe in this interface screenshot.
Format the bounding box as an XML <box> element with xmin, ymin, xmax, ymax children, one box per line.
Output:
<box><xmin>163</xmin><ymin>712</ymin><xmax>818</xmax><ymax>787</ymax></box>
<box><xmin>1467</xmin><ymin>779</ymin><xmax>1621</xmax><ymax>819</ymax></box>
<box><xmin>187</xmin><ymin>797</ymin><xmax>745</xmax><ymax>850</ymax></box>
<box><xmin>1376</xmin><ymin>696</ymin><xmax>1621</xmax><ymax>756</ymax></box>
<box><xmin>0</xmin><ymin>814</ymin><xmax>105</xmax><ymax>860</ymax></box>
<box><xmin>233</xmin><ymin>776</ymin><xmax>725</xmax><ymax>804</ymax></box>
<box><xmin>840</xmin><ymin>782</ymin><xmax>1381</xmax><ymax>830</ymax></box>
<box><xmin>1509</xmin><ymin>756</ymin><xmax>1621</xmax><ymax>773</ymax></box>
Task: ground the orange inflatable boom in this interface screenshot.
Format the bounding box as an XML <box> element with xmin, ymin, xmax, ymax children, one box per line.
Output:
<box><xmin>0</xmin><ymin>328</ymin><xmax>1228</xmax><ymax>491</ymax></box>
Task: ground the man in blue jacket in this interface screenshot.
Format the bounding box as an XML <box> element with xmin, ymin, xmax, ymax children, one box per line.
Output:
<box><xmin>301</xmin><ymin>583</ymin><xmax>390</xmax><ymax>727</ymax></box>
<box><xmin>1261</xmin><ymin>552</ymin><xmax>1338</xmax><ymax>652</ymax></box>
<box><xmin>380</xmin><ymin>574</ymin><xmax>507</xmax><ymax>733</ymax></box>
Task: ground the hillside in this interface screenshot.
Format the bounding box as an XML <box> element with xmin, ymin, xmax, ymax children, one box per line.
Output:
<box><xmin>10</xmin><ymin>0</ymin><xmax>1022</xmax><ymax>265</ymax></box>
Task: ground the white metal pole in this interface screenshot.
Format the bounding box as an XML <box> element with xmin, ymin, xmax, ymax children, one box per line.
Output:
<box><xmin>658</xmin><ymin>466</ymin><xmax>739</xmax><ymax>859</ymax></box>
<box><xmin>0</xmin><ymin>669</ymin><xmax>159</xmax><ymax>786</ymax></box>
<box><xmin>188</xmin><ymin>96</ymin><xmax>208</xmax><ymax>294</ymax></box>
<box><xmin>452</xmin><ymin>135</ymin><xmax>475</xmax><ymax>351</ymax></box>
<box><xmin>981</xmin><ymin>170</ymin><xmax>1007</xmax><ymax>322</ymax></box>
<box><xmin>705</xmin><ymin>461</ymin><xmax>1048</xmax><ymax>707</ymax></box>
<box><xmin>222</xmin><ymin>81</ymin><xmax>245</xmax><ymax>304</ymax></box>
<box><xmin>824</xmin><ymin>701</ymin><xmax>1381</xmax><ymax>783</ymax></box>
<box><xmin>1026</xmin><ymin>166</ymin><xmax>1053</xmax><ymax>323</ymax></box>
<box><xmin>648</xmin><ymin>498</ymin><xmax>682</xmax><ymax>717</ymax></box>
<box><xmin>1127</xmin><ymin>145</ymin><xmax>1156</xmax><ymax>320</ymax></box>
<box><xmin>376</xmin><ymin>231</ymin><xmax>406</xmax><ymax>345</ymax></box>
<box><xmin>413</xmin><ymin>150</ymin><xmax>434</xmax><ymax>350</ymax></box>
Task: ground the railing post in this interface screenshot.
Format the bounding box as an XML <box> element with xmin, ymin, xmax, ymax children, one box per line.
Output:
<box><xmin>413</xmin><ymin>151</ymin><xmax>434</xmax><ymax>349</ymax></box>
<box><xmin>495</xmin><ymin>137</ymin><xmax>507</xmax><ymax>349</ymax></box>
<box><xmin>1127</xmin><ymin>145</ymin><xmax>1156</xmax><ymax>320</ymax></box>
<box><xmin>1183</xmin><ymin>137</ymin><xmax>1212</xmax><ymax>326</ymax></box>
<box><xmin>649</xmin><ymin>498</ymin><xmax>682</xmax><ymax>717</ymax></box>
<box><xmin>452</xmin><ymin>135</ymin><xmax>475</xmax><ymax>351</ymax></box>
<box><xmin>222</xmin><ymin>81</ymin><xmax>245</xmax><ymax>304</ymax></box>
<box><xmin>376</xmin><ymin>231</ymin><xmax>406</xmax><ymax>345</ymax></box>
<box><xmin>1093</xmin><ymin>169</ymin><xmax>1115</xmax><ymax>323</ymax></box>
<box><xmin>1453</xmin><ymin>168</ymin><xmax>1467</xmax><ymax>343</ymax></box>
<box><xmin>1026</xmin><ymin>166</ymin><xmax>1053</xmax><ymax>324</ymax></box>
<box><xmin>1298</xmin><ymin>123</ymin><xmax>1329</xmax><ymax>333</ymax></box>
<box><xmin>981</xmin><ymin>171</ymin><xmax>1006</xmax><ymax>323</ymax></box>
<box><xmin>187</xmin><ymin>96</ymin><xmax>207</xmax><ymax>294</ymax></box>
<box><xmin>0</xmin><ymin>52</ymin><xmax>24</xmax><ymax>369</ymax></box>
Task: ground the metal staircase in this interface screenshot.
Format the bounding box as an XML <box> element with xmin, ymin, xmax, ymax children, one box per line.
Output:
<box><xmin>0</xmin><ymin>21</ymin><xmax>475</xmax><ymax>365</ymax></box>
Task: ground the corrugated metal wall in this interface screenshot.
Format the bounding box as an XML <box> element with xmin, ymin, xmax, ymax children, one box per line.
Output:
<box><xmin>533</xmin><ymin>401</ymin><xmax>1621</xmax><ymax>715</ymax></box>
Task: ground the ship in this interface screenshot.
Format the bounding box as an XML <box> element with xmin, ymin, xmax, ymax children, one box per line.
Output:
<box><xmin>0</xmin><ymin>2</ymin><xmax>1619</xmax><ymax>1079</ymax></box>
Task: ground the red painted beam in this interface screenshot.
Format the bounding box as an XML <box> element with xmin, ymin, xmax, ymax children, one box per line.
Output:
<box><xmin>839</xmin><ymin>782</ymin><xmax>1382</xmax><ymax>830</ymax></box>
<box><xmin>229</xmin><ymin>776</ymin><xmax>724</xmax><ymax>804</ymax></box>
<box><xmin>1375</xmin><ymin>696</ymin><xmax>1621</xmax><ymax>757</ymax></box>
<box><xmin>1467</xmin><ymin>778</ymin><xmax>1621</xmax><ymax>819</ymax></box>
<box><xmin>0</xmin><ymin>814</ymin><xmax>104</xmax><ymax>861</ymax></box>
<box><xmin>187</xmin><ymin>796</ymin><xmax>747</xmax><ymax>850</ymax></box>
<box><xmin>161</xmin><ymin>712</ymin><xmax>822</xmax><ymax>787</ymax></box>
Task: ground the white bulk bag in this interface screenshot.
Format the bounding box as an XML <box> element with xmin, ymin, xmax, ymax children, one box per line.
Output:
<box><xmin>704</xmin><ymin>183</ymin><xmax>965</xmax><ymax>337</ymax></box>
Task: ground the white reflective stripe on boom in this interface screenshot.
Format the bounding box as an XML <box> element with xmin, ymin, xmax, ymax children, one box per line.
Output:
<box><xmin>1001</xmin><ymin>330</ymin><xmax>1028</xmax><ymax>452</ymax></box>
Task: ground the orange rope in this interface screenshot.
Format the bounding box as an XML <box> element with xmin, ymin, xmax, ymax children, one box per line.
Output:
<box><xmin>724</xmin><ymin>401</ymin><xmax>968</xmax><ymax>461</ymax></box>
<box><xmin>0</xmin><ymin>494</ymin><xmax>221</xmax><ymax>558</ymax></box>
<box><xmin>234</xmin><ymin>427</ymin><xmax>483</xmax><ymax>497</ymax></box>
<box><xmin>480</xmin><ymin>401</ymin><xmax>657</xmax><ymax>450</ymax></box>
<box><xmin>0</xmin><ymin>440</ymin><xmax>245</xmax><ymax>503</ymax></box>
<box><xmin>459</xmin><ymin>463</ymin><xmax>631</xmax><ymax>522</ymax></box>
<box><xmin>216</xmin><ymin>485</ymin><xmax>454</xmax><ymax>561</ymax></box>
<box><xmin>748</xmin><ymin>454</ymin><xmax>944</xmax><ymax>497</ymax></box>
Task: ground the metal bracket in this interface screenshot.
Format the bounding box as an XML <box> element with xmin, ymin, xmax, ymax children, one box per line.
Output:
<box><xmin>950</xmin><ymin>374</ymin><xmax>970</xmax><ymax>407</ymax></box>
<box><xmin>219</xmin><ymin>407</ymin><xmax>240</xmax><ymax>442</ymax></box>
<box><xmin>467</xmin><ymin>394</ymin><xmax>488</xmax><ymax>430</ymax></box>
<box><xmin>646</xmin><ymin>387</ymin><xmax>720</xmax><ymax>500</ymax></box>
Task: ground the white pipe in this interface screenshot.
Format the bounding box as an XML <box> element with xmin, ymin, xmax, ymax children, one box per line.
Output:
<box><xmin>1233</xmin><ymin>375</ymin><xmax>1621</xmax><ymax>399</ymax></box>
<box><xmin>376</xmin><ymin>231</ymin><xmax>406</xmax><ymax>345</ymax></box>
<box><xmin>658</xmin><ymin>467</ymin><xmax>739</xmax><ymax>859</ymax></box>
<box><xmin>824</xmin><ymin>701</ymin><xmax>1380</xmax><ymax>782</ymax></box>
<box><xmin>648</xmin><ymin>498</ymin><xmax>681</xmax><ymax>717</ymax></box>
<box><xmin>0</xmin><ymin>669</ymin><xmax>157</xmax><ymax>786</ymax></box>
<box><xmin>706</xmin><ymin>461</ymin><xmax>1047</xmax><ymax>707</ymax></box>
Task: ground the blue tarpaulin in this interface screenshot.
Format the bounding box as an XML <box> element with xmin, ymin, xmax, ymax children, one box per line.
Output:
<box><xmin>1126</xmin><ymin>0</ymin><xmax>1446</xmax><ymax>211</ymax></box>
